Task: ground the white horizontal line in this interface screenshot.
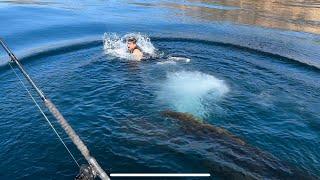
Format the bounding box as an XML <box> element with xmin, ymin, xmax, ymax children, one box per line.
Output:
<box><xmin>110</xmin><ymin>173</ymin><xmax>210</xmax><ymax>177</ymax></box>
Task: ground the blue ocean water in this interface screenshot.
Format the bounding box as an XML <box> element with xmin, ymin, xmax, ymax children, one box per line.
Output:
<box><xmin>0</xmin><ymin>1</ymin><xmax>319</xmax><ymax>179</ymax></box>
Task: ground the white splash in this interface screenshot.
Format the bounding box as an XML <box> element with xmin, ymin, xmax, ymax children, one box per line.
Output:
<box><xmin>156</xmin><ymin>56</ymin><xmax>191</xmax><ymax>65</ymax></box>
<box><xmin>103</xmin><ymin>33</ymin><xmax>156</xmax><ymax>60</ymax></box>
<box><xmin>157</xmin><ymin>71</ymin><xmax>229</xmax><ymax>117</ymax></box>
<box><xmin>168</xmin><ymin>56</ymin><xmax>191</xmax><ymax>62</ymax></box>
<box><xmin>156</xmin><ymin>60</ymin><xmax>177</xmax><ymax>65</ymax></box>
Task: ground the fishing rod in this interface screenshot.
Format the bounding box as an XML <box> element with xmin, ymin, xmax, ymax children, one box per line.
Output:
<box><xmin>0</xmin><ymin>38</ymin><xmax>110</xmax><ymax>180</ymax></box>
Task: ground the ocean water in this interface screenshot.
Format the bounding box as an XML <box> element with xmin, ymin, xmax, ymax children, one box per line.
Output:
<box><xmin>0</xmin><ymin>0</ymin><xmax>319</xmax><ymax>179</ymax></box>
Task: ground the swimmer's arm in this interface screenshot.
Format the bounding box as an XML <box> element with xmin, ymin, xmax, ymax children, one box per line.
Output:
<box><xmin>133</xmin><ymin>49</ymin><xmax>143</xmax><ymax>61</ymax></box>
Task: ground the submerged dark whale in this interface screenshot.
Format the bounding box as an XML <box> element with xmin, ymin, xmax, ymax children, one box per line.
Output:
<box><xmin>161</xmin><ymin>110</ymin><xmax>316</xmax><ymax>180</ymax></box>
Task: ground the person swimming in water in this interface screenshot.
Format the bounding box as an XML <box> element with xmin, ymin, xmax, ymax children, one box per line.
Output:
<box><xmin>127</xmin><ymin>37</ymin><xmax>143</xmax><ymax>61</ymax></box>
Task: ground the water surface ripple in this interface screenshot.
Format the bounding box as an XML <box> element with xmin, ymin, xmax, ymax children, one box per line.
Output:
<box><xmin>0</xmin><ymin>1</ymin><xmax>319</xmax><ymax>179</ymax></box>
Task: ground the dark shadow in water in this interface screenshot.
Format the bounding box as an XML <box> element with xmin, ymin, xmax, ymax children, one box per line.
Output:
<box><xmin>161</xmin><ymin>110</ymin><xmax>317</xmax><ymax>179</ymax></box>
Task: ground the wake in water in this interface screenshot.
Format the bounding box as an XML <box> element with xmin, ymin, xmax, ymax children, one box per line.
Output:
<box><xmin>103</xmin><ymin>33</ymin><xmax>157</xmax><ymax>60</ymax></box>
<box><xmin>157</xmin><ymin>71</ymin><xmax>229</xmax><ymax>117</ymax></box>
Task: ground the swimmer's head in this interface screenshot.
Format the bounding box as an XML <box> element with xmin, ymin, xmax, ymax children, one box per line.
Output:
<box><xmin>127</xmin><ymin>37</ymin><xmax>137</xmax><ymax>52</ymax></box>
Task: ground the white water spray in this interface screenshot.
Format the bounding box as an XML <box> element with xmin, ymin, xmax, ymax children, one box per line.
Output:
<box><xmin>157</xmin><ymin>71</ymin><xmax>229</xmax><ymax>117</ymax></box>
<box><xmin>103</xmin><ymin>33</ymin><xmax>156</xmax><ymax>60</ymax></box>
<box><xmin>156</xmin><ymin>56</ymin><xmax>191</xmax><ymax>65</ymax></box>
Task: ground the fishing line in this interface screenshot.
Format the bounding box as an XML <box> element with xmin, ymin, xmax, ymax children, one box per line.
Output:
<box><xmin>8</xmin><ymin>62</ymin><xmax>80</xmax><ymax>168</ymax></box>
<box><xmin>1</xmin><ymin>38</ymin><xmax>109</xmax><ymax>180</ymax></box>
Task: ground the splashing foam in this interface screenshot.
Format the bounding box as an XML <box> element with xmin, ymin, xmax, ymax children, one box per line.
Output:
<box><xmin>157</xmin><ymin>71</ymin><xmax>229</xmax><ymax>117</ymax></box>
<box><xmin>103</xmin><ymin>33</ymin><xmax>156</xmax><ymax>60</ymax></box>
<box><xmin>168</xmin><ymin>56</ymin><xmax>191</xmax><ymax>62</ymax></box>
<box><xmin>157</xmin><ymin>56</ymin><xmax>191</xmax><ymax>65</ymax></box>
